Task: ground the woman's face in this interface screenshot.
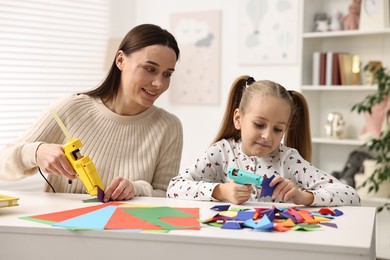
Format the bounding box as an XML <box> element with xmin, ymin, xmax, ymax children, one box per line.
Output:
<box><xmin>233</xmin><ymin>95</ymin><xmax>291</xmax><ymax>157</ymax></box>
<box><xmin>115</xmin><ymin>44</ymin><xmax>177</xmax><ymax>115</ymax></box>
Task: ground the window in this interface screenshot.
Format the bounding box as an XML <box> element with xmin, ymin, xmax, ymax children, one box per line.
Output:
<box><xmin>0</xmin><ymin>0</ymin><xmax>110</xmax><ymax>147</ymax></box>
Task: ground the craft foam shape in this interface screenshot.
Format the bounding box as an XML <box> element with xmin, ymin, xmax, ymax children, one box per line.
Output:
<box><xmin>311</xmin><ymin>212</ymin><xmax>334</xmax><ymax>219</ymax></box>
<box><xmin>333</xmin><ymin>209</ymin><xmax>343</xmax><ymax>216</ymax></box>
<box><xmin>278</xmin><ymin>218</ymin><xmax>295</xmax><ymax>227</ymax></box>
<box><xmin>313</xmin><ymin>216</ymin><xmax>331</xmax><ymax>222</ymax></box>
<box><xmin>259</xmin><ymin>175</ymin><xmax>276</xmax><ymax>197</ymax></box>
<box><xmin>274</xmin><ymin>223</ymin><xmax>290</xmax><ymax>232</ymax></box>
<box><xmin>201</xmin><ymin>214</ymin><xmax>231</xmax><ymax>224</ymax></box>
<box><xmin>235</xmin><ymin>210</ymin><xmax>255</xmax><ymax>221</ymax></box>
<box><xmin>243</xmin><ymin>219</ymin><xmax>258</xmax><ymax>229</ymax></box>
<box><xmin>291</xmin><ymin>224</ymin><xmax>321</xmax><ymax>231</ymax></box>
<box><xmin>287</xmin><ymin>208</ymin><xmax>304</xmax><ymax>223</ymax></box>
<box><xmin>298</xmin><ymin>211</ymin><xmax>320</xmax><ymax>224</ymax></box>
<box><xmin>320</xmin><ymin>222</ymin><xmax>338</xmax><ymax>228</ymax></box>
<box><xmin>221</xmin><ymin>222</ymin><xmax>243</xmax><ymax>229</ymax></box>
<box><xmin>260</xmin><ymin>208</ymin><xmax>277</xmax><ymax>222</ymax></box>
<box><xmin>218</xmin><ymin>210</ymin><xmax>238</xmax><ymax>218</ymax></box>
<box><xmin>279</xmin><ymin>211</ymin><xmax>297</xmax><ymax>223</ymax></box>
<box><xmin>318</xmin><ymin>208</ymin><xmax>335</xmax><ymax>215</ymax></box>
<box><xmin>210</xmin><ymin>204</ymin><xmax>230</xmax><ymax>211</ymax></box>
<box><xmin>253</xmin><ymin>222</ymin><xmax>274</xmax><ymax>232</ymax></box>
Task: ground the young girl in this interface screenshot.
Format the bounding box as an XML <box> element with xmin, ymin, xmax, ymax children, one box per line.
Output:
<box><xmin>167</xmin><ymin>75</ymin><xmax>360</xmax><ymax>206</ymax></box>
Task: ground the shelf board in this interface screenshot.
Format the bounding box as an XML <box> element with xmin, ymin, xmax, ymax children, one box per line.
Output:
<box><xmin>301</xmin><ymin>85</ymin><xmax>377</xmax><ymax>91</ymax></box>
<box><xmin>312</xmin><ymin>137</ymin><xmax>366</xmax><ymax>146</ymax></box>
<box><xmin>303</xmin><ymin>29</ymin><xmax>390</xmax><ymax>39</ymax></box>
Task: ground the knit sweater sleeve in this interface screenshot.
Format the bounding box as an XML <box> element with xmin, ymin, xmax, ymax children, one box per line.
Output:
<box><xmin>0</xmin><ymin>98</ymin><xmax>67</xmax><ymax>180</ymax></box>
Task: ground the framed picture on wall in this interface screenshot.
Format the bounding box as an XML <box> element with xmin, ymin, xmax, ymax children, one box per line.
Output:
<box><xmin>359</xmin><ymin>0</ymin><xmax>390</xmax><ymax>30</ymax></box>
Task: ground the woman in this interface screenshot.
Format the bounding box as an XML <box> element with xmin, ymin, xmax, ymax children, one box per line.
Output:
<box><xmin>0</xmin><ymin>24</ymin><xmax>183</xmax><ymax>202</ymax></box>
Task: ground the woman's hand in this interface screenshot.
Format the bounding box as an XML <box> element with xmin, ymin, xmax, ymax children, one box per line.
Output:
<box><xmin>36</xmin><ymin>143</ymin><xmax>77</xmax><ymax>179</ymax></box>
<box><xmin>103</xmin><ymin>176</ymin><xmax>136</xmax><ymax>202</ymax></box>
<box><xmin>270</xmin><ymin>176</ymin><xmax>314</xmax><ymax>206</ymax></box>
<box><xmin>212</xmin><ymin>181</ymin><xmax>252</xmax><ymax>205</ymax></box>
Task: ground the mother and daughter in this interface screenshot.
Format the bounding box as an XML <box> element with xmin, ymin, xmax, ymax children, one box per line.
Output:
<box><xmin>0</xmin><ymin>23</ymin><xmax>360</xmax><ymax>207</ymax></box>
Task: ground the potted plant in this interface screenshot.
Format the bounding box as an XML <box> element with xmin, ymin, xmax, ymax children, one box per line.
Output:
<box><xmin>351</xmin><ymin>63</ymin><xmax>390</xmax><ymax>212</ymax></box>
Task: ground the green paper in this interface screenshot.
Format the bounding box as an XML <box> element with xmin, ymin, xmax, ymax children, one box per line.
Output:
<box><xmin>123</xmin><ymin>207</ymin><xmax>196</xmax><ymax>230</ymax></box>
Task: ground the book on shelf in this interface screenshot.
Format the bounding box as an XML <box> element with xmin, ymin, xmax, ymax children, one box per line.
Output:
<box><xmin>312</xmin><ymin>51</ymin><xmax>359</xmax><ymax>86</ymax></box>
<box><xmin>0</xmin><ymin>194</ymin><xmax>19</xmax><ymax>208</ymax></box>
<box><xmin>312</xmin><ymin>51</ymin><xmax>320</xmax><ymax>85</ymax></box>
<box><xmin>338</xmin><ymin>53</ymin><xmax>354</xmax><ymax>85</ymax></box>
<box><xmin>332</xmin><ymin>52</ymin><xmax>341</xmax><ymax>85</ymax></box>
<box><xmin>319</xmin><ymin>52</ymin><xmax>327</xmax><ymax>85</ymax></box>
<box><xmin>325</xmin><ymin>51</ymin><xmax>333</xmax><ymax>86</ymax></box>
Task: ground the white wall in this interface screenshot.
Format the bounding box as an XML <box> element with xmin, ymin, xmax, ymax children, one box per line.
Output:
<box><xmin>128</xmin><ymin>0</ymin><xmax>302</xmax><ymax>171</ymax></box>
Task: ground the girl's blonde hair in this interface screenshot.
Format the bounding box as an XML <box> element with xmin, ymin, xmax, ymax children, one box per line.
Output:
<box><xmin>212</xmin><ymin>75</ymin><xmax>312</xmax><ymax>162</ymax></box>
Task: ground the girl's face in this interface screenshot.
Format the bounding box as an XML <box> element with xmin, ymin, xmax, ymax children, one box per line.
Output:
<box><xmin>115</xmin><ymin>44</ymin><xmax>177</xmax><ymax>115</ymax></box>
<box><xmin>233</xmin><ymin>95</ymin><xmax>291</xmax><ymax>157</ymax></box>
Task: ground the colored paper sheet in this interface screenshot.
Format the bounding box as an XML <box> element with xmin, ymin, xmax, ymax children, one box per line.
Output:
<box><xmin>123</xmin><ymin>207</ymin><xmax>199</xmax><ymax>230</ymax></box>
<box><xmin>52</xmin><ymin>206</ymin><xmax>117</xmax><ymax>229</ymax></box>
<box><xmin>104</xmin><ymin>207</ymin><xmax>161</xmax><ymax>230</ymax></box>
<box><xmin>23</xmin><ymin>202</ymin><xmax>120</xmax><ymax>223</ymax></box>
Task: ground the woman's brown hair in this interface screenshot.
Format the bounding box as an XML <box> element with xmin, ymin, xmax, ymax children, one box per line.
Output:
<box><xmin>83</xmin><ymin>24</ymin><xmax>180</xmax><ymax>103</ymax></box>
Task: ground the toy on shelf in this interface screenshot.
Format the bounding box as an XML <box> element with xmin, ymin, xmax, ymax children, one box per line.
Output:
<box><xmin>329</xmin><ymin>11</ymin><xmax>343</xmax><ymax>31</ymax></box>
<box><xmin>313</xmin><ymin>12</ymin><xmax>329</xmax><ymax>32</ymax></box>
<box><xmin>342</xmin><ymin>0</ymin><xmax>362</xmax><ymax>30</ymax></box>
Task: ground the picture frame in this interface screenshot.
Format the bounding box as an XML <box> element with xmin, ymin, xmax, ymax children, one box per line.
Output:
<box><xmin>359</xmin><ymin>0</ymin><xmax>390</xmax><ymax>30</ymax></box>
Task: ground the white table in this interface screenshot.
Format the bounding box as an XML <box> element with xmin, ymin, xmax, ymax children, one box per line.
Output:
<box><xmin>0</xmin><ymin>191</ymin><xmax>376</xmax><ymax>260</ymax></box>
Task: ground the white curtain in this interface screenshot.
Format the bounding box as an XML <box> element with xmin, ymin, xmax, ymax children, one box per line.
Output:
<box><xmin>0</xmin><ymin>0</ymin><xmax>110</xmax><ymax>147</ymax></box>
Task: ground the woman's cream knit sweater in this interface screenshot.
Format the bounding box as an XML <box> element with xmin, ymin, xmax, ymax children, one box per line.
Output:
<box><xmin>0</xmin><ymin>94</ymin><xmax>183</xmax><ymax>197</ymax></box>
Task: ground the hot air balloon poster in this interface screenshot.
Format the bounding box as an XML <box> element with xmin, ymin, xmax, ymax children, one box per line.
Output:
<box><xmin>238</xmin><ymin>0</ymin><xmax>298</xmax><ymax>65</ymax></box>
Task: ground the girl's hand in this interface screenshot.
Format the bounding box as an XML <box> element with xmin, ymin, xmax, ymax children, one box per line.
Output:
<box><xmin>270</xmin><ymin>176</ymin><xmax>314</xmax><ymax>206</ymax></box>
<box><xmin>212</xmin><ymin>181</ymin><xmax>252</xmax><ymax>205</ymax></box>
<box><xmin>36</xmin><ymin>143</ymin><xmax>77</xmax><ymax>179</ymax></box>
<box><xmin>103</xmin><ymin>176</ymin><xmax>136</xmax><ymax>202</ymax></box>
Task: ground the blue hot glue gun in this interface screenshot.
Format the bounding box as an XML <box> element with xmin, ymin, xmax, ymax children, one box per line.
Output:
<box><xmin>227</xmin><ymin>168</ymin><xmax>263</xmax><ymax>186</ymax></box>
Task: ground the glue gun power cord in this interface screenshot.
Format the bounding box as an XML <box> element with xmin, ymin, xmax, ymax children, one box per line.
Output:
<box><xmin>38</xmin><ymin>167</ymin><xmax>56</xmax><ymax>193</ymax></box>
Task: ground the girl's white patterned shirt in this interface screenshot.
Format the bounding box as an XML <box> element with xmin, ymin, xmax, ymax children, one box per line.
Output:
<box><xmin>167</xmin><ymin>138</ymin><xmax>360</xmax><ymax>206</ymax></box>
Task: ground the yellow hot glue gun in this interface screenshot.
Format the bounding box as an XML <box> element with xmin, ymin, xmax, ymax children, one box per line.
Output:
<box><xmin>51</xmin><ymin>111</ymin><xmax>105</xmax><ymax>198</ymax></box>
<box><xmin>63</xmin><ymin>138</ymin><xmax>105</xmax><ymax>197</ymax></box>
